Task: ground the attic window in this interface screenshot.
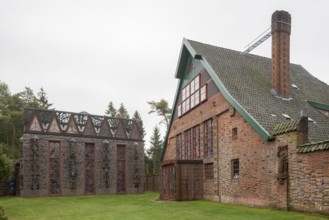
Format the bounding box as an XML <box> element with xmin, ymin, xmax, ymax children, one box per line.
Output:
<box><xmin>308</xmin><ymin>117</ymin><xmax>316</xmax><ymax>123</ymax></box>
<box><xmin>177</xmin><ymin>74</ymin><xmax>208</xmax><ymax>117</ymax></box>
<box><xmin>282</xmin><ymin>114</ymin><xmax>292</xmax><ymax>120</ymax></box>
<box><xmin>291</xmin><ymin>84</ymin><xmax>299</xmax><ymax>90</ymax></box>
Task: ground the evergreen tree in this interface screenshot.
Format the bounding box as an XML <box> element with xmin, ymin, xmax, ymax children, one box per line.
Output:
<box><xmin>0</xmin><ymin>82</ymin><xmax>54</xmax><ymax>159</ymax></box>
<box><xmin>37</xmin><ymin>87</ymin><xmax>53</xmax><ymax>110</ymax></box>
<box><xmin>116</xmin><ymin>103</ymin><xmax>130</xmax><ymax>119</ymax></box>
<box><xmin>132</xmin><ymin>111</ymin><xmax>146</xmax><ymax>138</ymax></box>
<box><xmin>147</xmin><ymin>126</ymin><xmax>162</xmax><ymax>175</ymax></box>
<box><xmin>105</xmin><ymin>101</ymin><xmax>117</xmax><ymax>117</ymax></box>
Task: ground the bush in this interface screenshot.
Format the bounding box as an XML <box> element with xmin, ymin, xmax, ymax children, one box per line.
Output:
<box><xmin>0</xmin><ymin>206</ymin><xmax>8</xmax><ymax>220</ymax></box>
<box><xmin>0</xmin><ymin>154</ymin><xmax>13</xmax><ymax>182</ymax></box>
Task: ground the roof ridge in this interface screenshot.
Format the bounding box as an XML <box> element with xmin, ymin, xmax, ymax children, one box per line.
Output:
<box><xmin>186</xmin><ymin>38</ymin><xmax>307</xmax><ymax>68</ymax></box>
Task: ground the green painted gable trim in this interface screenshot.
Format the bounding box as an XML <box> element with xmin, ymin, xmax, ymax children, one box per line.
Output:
<box><xmin>161</xmin><ymin>39</ymin><xmax>272</xmax><ymax>161</ymax></box>
<box><xmin>175</xmin><ymin>39</ymin><xmax>200</xmax><ymax>80</ymax></box>
<box><xmin>298</xmin><ymin>140</ymin><xmax>329</xmax><ymax>153</ymax></box>
<box><xmin>307</xmin><ymin>100</ymin><xmax>329</xmax><ymax>111</ymax></box>
<box><xmin>199</xmin><ymin>57</ymin><xmax>271</xmax><ymax>141</ymax></box>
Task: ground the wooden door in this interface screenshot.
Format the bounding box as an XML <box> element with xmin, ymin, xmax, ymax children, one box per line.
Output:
<box><xmin>162</xmin><ymin>165</ymin><xmax>176</xmax><ymax>199</ymax></box>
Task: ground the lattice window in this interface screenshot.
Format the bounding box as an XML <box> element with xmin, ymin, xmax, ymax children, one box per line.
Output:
<box><xmin>204</xmin><ymin>119</ymin><xmax>213</xmax><ymax>157</ymax></box>
<box><xmin>192</xmin><ymin>125</ymin><xmax>200</xmax><ymax>159</ymax></box>
<box><xmin>103</xmin><ymin>142</ymin><xmax>110</xmax><ymax>188</ymax></box>
<box><xmin>85</xmin><ymin>143</ymin><xmax>95</xmax><ymax>194</ymax></box>
<box><xmin>232</xmin><ymin>159</ymin><xmax>239</xmax><ymax>179</ymax></box>
<box><xmin>117</xmin><ymin>145</ymin><xmax>126</xmax><ymax>193</ymax></box>
<box><xmin>49</xmin><ymin>141</ymin><xmax>61</xmax><ymax>195</ymax></box>
<box><xmin>185</xmin><ymin>129</ymin><xmax>192</xmax><ymax>159</ymax></box>
<box><xmin>170</xmin><ymin>166</ymin><xmax>176</xmax><ymax>196</ymax></box>
<box><xmin>204</xmin><ymin>163</ymin><xmax>214</xmax><ymax>179</ymax></box>
<box><xmin>176</xmin><ymin>134</ymin><xmax>182</xmax><ymax>160</ymax></box>
<box><xmin>30</xmin><ymin>137</ymin><xmax>40</xmax><ymax>190</ymax></box>
<box><xmin>178</xmin><ymin>75</ymin><xmax>206</xmax><ymax>117</ymax></box>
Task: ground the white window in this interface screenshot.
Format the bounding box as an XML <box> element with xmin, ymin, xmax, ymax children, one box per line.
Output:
<box><xmin>195</xmin><ymin>76</ymin><xmax>200</xmax><ymax>90</ymax></box>
<box><xmin>191</xmin><ymin>94</ymin><xmax>195</xmax><ymax>108</ymax></box>
<box><xmin>182</xmin><ymin>87</ymin><xmax>186</xmax><ymax>101</ymax></box>
<box><xmin>191</xmin><ymin>81</ymin><xmax>195</xmax><ymax>94</ymax></box>
<box><xmin>195</xmin><ymin>92</ymin><xmax>200</xmax><ymax>106</ymax></box>
<box><xmin>177</xmin><ymin>104</ymin><xmax>182</xmax><ymax>117</ymax></box>
<box><xmin>186</xmin><ymin>97</ymin><xmax>190</xmax><ymax>112</ymax></box>
<box><xmin>201</xmin><ymin>84</ymin><xmax>207</xmax><ymax>102</ymax></box>
<box><xmin>186</xmin><ymin>84</ymin><xmax>190</xmax><ymax>97</ymax></box>
<box><xmin>178</xmin><ymin>74</ymin><xmax>206</xmax><ymax>117</ymax></box>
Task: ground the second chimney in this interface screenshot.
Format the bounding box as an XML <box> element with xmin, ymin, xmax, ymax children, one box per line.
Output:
<box><xmin>271</xmin><ymin>10</ymin><xmax>291</xmax><ymax>97</ymax></box>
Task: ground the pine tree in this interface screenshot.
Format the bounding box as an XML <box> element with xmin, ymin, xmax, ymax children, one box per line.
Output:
<box><xmin>105</xmin><ymin>101</ymin><xmax>117</xmax><ymax>117</ymax></box>
<box><xmin>147</xmin><ymin>126</ymin><xmax>162</xmax><ymax>175</ymax></box>
<box><xmin>147</xmin><ymin>99</ymin><xmax>172</xmax><ymax>129</ymax></box>
<box><xmin>116</xmin><ymin>103</ymin><xmax>130</xmax><ymax>119</ymax></box>
<box><xmin>132</xmin><ymin>111</ymin><xmax>146</xmax><ymax>138</ymax></box>
<box><xmin>37</xmin><ymin>87</ymin><xmax>53</xmax><ymax>110</ymax></box>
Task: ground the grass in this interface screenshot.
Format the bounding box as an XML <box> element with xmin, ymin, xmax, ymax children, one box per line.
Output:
<box><xmin>0</xmin><ymin>192</ymin><xmax>327</xmax><ymax>220</ymax></box>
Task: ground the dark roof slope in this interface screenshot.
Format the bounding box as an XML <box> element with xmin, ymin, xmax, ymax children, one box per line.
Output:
<box><xmin>188</xmin><ymin>39</ymin><xmax>329</xmax><ymax>142</ymax></box>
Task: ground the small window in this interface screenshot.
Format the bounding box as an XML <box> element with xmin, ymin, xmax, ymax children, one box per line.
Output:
<box><xmin>232</xmin><ymin>127</ymin><xmax>238</xmax><ymax>139</ymax></box>
<box><xmin>308</xmin><ymin>117</ymin><xmax>316</xmax><ymax>123</ymax></box>
<box><xmin>204</xmin><ymin>163</ymin><xmax>214</xmax><ymax>179</ymax></box>
<box><xmin>282</xmin><ymin>114</ymin><xmax>292</xmax><ymax>120</ymax></box>
<box><xmin>232</xmin><ymin>159</ymin><xmax>239</xmax><ymax>179</ymax></box>
<box><xmin>291</xmin><ymin>84</ymin><xmax>299</xmax><ymax>90</ymax></box>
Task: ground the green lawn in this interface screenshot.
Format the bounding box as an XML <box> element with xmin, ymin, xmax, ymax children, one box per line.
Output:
<box><xmin>0</xmin><ymin>192</ymin><xmax>327</xmax><ymax>220</ymax></box>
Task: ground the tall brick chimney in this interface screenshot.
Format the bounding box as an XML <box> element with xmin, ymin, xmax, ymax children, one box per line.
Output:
<box><xmin>271</xmin><ymin>10</ymin><xmax>291</xmax><ymax>97</ymax></box>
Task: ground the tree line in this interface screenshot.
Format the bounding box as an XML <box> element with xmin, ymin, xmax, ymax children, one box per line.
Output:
<box><xmin>0</xmin><ymin>80</ymin><xmax>171</xmax><ymax>182</ymax></box>
<box><xmin>0</xmin><ymin>81</ymin><xmax>54</xmax><ymax>182</ymax></box>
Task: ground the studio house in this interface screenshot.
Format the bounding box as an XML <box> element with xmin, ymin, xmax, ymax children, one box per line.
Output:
<box><xmin>160</xmin><ymin>10</ymin><xmax>329</xmax><ymax>214</ymax></box>
<box><xmin>20</xmin><ymin>109</ymin><xmax>144</xmax><ymax>197</ymax></box>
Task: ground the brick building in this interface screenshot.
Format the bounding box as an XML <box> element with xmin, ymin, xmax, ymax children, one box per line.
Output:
<box><xmin>160</xmin><ymin>10</ymin><xmax>329</xmax><ymax>214</ymax></box>
<box><xmin>20</xmin><ymin>108</ymin><xmax>144</xmax><ymax>197</ymax></box>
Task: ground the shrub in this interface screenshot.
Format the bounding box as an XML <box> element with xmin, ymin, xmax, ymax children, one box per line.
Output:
<box><xmin>0</xmin><ymin>154</ymin><xmax>13</xmax><ymax>182</ymax></box>
<box><xmin>0</xmin><ymin>205</ymin><xmax>8</xmax><ymax>220</ymax></box>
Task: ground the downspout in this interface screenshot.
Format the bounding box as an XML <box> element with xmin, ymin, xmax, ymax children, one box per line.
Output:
<box><xmin>216</xmin><ymin>116</ymin><xmax>220</xmax><ymax>201</ymax></box>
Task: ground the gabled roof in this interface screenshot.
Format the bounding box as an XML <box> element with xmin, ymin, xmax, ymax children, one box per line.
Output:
<box><xmin>161</xmin><ymin>38</ymin><xmax>329</xmax><ymax>161</ymax></box>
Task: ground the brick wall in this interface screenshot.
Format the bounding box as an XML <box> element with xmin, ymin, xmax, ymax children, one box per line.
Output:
<box><xmin>287</xmin><ymin>134</ymin><xmax>329</xmax><ymax>214</ymax></box>
<box><xmin>164</xmin><ymin>89</ymin><xmax>289</xmax><ymax>208</ymax></box>
<box><xmin>20</xmin><ymin>133</ymin><xmax>144</xmax><ymax>197</ymax></box>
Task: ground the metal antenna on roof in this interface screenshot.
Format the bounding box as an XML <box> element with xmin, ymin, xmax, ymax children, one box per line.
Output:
<box><xmin>241</xmin><ymin>27</ymin><xmax>271</xmax><ymax>54</ymax></box>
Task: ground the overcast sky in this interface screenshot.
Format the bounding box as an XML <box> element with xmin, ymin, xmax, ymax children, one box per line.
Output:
<box><xmin>1</xmin><ymin>0</ymin><xmax>329</xmax><ymax>148</ymax></box>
